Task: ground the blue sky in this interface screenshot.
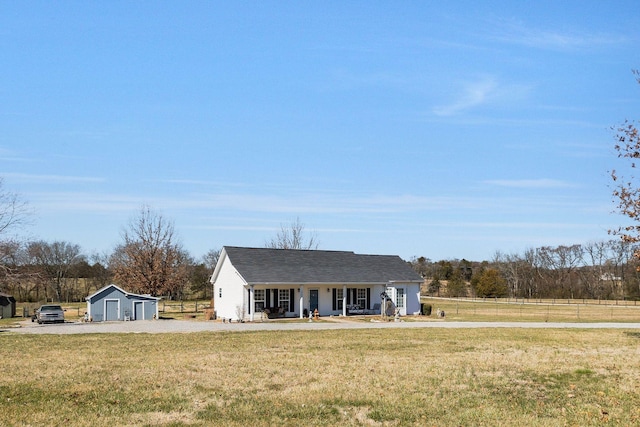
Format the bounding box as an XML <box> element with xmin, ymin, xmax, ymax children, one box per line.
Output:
<box><xmin>2</xmin><ymin>1</ymin><xmax>640</xmax><ymax>262</ymax></box>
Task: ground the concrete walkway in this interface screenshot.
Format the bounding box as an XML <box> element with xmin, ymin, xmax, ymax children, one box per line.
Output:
<box><xmin>4</xmin><ymin>318</ymin><xmax>640</xmax><ymax>334</ymax></box>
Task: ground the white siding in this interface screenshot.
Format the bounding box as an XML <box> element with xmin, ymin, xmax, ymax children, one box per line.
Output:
<box><xmin>214</xmin><ymin>256</ymin><xmax>247</xmax><ymax>321</ymax></box>
<box><xmin>383</xmin><ymin>283</ymin><xmax>421</xmax><ymax>315</ymax></box>
<box><xmin>406</xmin><ymin>283</ymin><xmax>421</xmax><ymax>314</ymax></box>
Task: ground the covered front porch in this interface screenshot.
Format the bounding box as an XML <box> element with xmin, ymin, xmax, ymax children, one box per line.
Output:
<box><xmin>245</xmin><ymin>284</ymin><xmax>390</xmax><ymax>321</ymax></box>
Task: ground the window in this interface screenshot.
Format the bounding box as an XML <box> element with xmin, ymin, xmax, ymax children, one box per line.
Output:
<box><xmin>254</xmin><ymin>289</ymin><xmax>265</xmax><ymax>312</ymax></box>
<box><xmin>396</xmin><ymin>288</ymin><xmax>405</xmax><ymax>308</ymax></box>
<box><xmin>278</xmin><ymin>289</ymin><xmax>289</xmax><ymax>311</ymax></box>
<box><xmin>357</xmin><ymin>288</ymin><xmax>367</xmax><ymax>309</ymax></box>
<box><xmin>336</xmin><ymin>288</ymin><xmax>344</xmax><ymax>310</ymax></box>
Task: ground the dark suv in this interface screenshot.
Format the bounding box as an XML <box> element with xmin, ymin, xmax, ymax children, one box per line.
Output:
<box><xmin>34</xmin><ymin>305</ymin><xmax>65</xmax><ymax>324</ymax></box>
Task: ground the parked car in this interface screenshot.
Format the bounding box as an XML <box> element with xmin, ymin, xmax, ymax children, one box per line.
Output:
<box><xmin>33</xmin><ymin>304</ymin><xmax>65</xmax><ymax>324</ymax></box>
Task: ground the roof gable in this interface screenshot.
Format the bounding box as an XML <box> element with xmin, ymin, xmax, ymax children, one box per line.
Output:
<box><xmin>220</xmin><ymin>246</ymin><xmax>423</xmax><ymax>284</ymax></box>
<box><xmin>0</xmin><ymin>293</ymin><xmax>15</xmax><ymax>304</ymax></box>
<box><xmin>85</xmin><ymin>284</ymin><xmax>161</xmax><ymax>301</ymax></box>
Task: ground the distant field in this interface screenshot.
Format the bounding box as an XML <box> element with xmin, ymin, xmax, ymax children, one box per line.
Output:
<box><xmin>1</xmin><ymin>327</ymin><xmax>639</xmax><ymax>426</ymax></box>
<box><xmin>421</xmin><ymin>297</ymin><xmax>640</xmax><ymax>323</ymax></box>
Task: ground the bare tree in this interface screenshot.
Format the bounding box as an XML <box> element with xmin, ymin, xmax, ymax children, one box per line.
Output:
<box><xmin>409</xmin><ymin>256</ymin><xmax>433</xmax><ymax>278</ymax></box>
<box><xmin>26</xmin><ymin>240</ymin><xmax>85</xmax><ymax>302</ymax></box>
<box><xmin>608</xmin><ymin>240</ymin><xmax>638</xmax><ymax>297</ymax></box>
<box><xmin>203</xmin><ymin>248</ymin><xmax>221</xmax><ymax>272</ymax></box>
<box><xmin>580</xmin><ymin>241</ymin><xmax>611</xmax><ymax>299</ymax></box>
<box><xmin>265</xmin><ymin>217</ymin><xmax>319</xmax><ymax>250</ymax></box>
<box><xmin>535</xmin><ymin>245</ymin><xmax>584</xmax><ymax>299</ymax></box>
<box><xmin>514</xmin><ymin>248</ymin><xmax>539</xmax><ymax>299</ymax></box>
<box><xmin>493</xmin><ymin>250</ymin><xmax>527</xmax><ymax>298</ymax></box>
<box><xmin>0</xmin><ymin>240</ymin><xmax>39</xmax><ymax>301</ymax></box>
<box><xmin>87</xmin><ymin>251</ymin><xmax>113</xmax><ymax>294</ymax></box>
<box><xmin>610</xmin><ymin>70</ymin><xmax>640</xmax><ymax>259</ymax></box>
<box><xmin>0</xmin><ymin>239</ymin><xmax>22</xmax><ymax>270</ymax></box>
<box><xmin>0</xmin><ymin>178</ymin><xmax>32</xmax><ymax>291</ymax></box>
<box><xmin>183</xmin><ymin>248</ymin><xmax>220</xmax><ymax>300</ymax></box>
<box><xmin>0</xmin><ymin>177</ymin><xmax>31</xmax><ymax>237</ymax></box>
<box><xmin>110</xmin><ymin>206</ymin><xmax>190</xmax><ymax>297</ymax></box>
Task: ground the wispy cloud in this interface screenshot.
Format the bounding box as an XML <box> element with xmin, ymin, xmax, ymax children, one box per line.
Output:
<box><xmin>28</xmin><ymin>192</ymin><xmax>142</xmax><ymax>212</ymax></box>
<box><xmin>433</xmin><ymin>77</ymin><xmax>498</xmax><ymax>116</ymax></box>
<box><xmin>432</xmin><ymin>77</ymin><xmax>531</xmax><ymax>117</ymax></box>
<box><xmin>2</xmin><ymin>172</ymin><xmax>105</xmax><ymax>184</ymax></box>
<box><xmin>23</xmin><ymin>186</ymin><xmax>579</xmax><ymax>219</ymax></box>
<box><xmin>483</xmin><ymin>179</ymin><xmax>575</xmax><ymax>189</ymax></box>
<box><xmin>427</xmin><ymin>221</ymin><xmax>592</xmax><ymax>229</ymax></box>
<box><xmin>152</xmin><ymin>178</ymin><xmax>252</xmax><ymax>188</ymax></box>
<box><xmin>0</xmin><ymin>147</ymin><xmax>41</xmax><ymax>163</ymax></box>
<box><xmin>157</xmin><ymin>179</ymin><xmax>222</xmax><ymax>186</ymax></box>
<box><xmin>489</xmin><ymin>19</ymin><xmax>626</xmax><ymax>50</ymax></box>
<box><xmin>421</xmin><ymin>114</ymin><xmax>596</xmax><ymax>128</ymax></box>
<box><xmin>23</xmin><ymin>188</ymin><xmax>465</xmax><ymax>216</ymax></box>
<box><xmin>185</xmin><ymin>193</ymin><xmax>436</xmax><ymax>214</ymax></box>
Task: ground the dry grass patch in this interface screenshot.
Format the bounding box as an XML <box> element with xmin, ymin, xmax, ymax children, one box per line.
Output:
<box><xmin>1</xmin><ymin>328</ymin><xmax>640</xmax><ymax>426</ymax></box>
<box><xmin>422</xmin><ymin>297</ymin><xmax>640</xmax><ymax>322</ymax></box>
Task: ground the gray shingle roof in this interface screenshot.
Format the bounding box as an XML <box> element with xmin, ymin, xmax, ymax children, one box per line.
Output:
<box><xmin>222</xmin><ymin>246</ymin><xmax>423</xmax><ymax>284</ymax></box>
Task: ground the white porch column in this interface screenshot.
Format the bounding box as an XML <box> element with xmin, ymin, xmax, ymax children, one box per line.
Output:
<box><xmin>299</xmin><ymin>285</ymin><xmax>304</xmax><ymax>318</ymax></box>
<box><xmin>342</xmin><ymin>284</ymin><xmax>347</xmax><ymax>317</ymax></box>
<box><xmin>249</xmin><ymin>285</ymin><xmax>255</xmax><ymax>322</ymax></box>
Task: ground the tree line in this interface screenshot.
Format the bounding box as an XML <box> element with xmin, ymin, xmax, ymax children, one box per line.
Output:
<box><xmin>410</xmin><ymin>240</ymin><xmax>640</xmax><ymax>300</ymax></box>
<box><xmin>0</xmin><ymin>203</ymin><xmax>221</xmax><ymax>303</ymax></box>
<box><xmin>0</xmin><ymin>239</ymin><xmax>220</xmax><ymax>303</ymax></box>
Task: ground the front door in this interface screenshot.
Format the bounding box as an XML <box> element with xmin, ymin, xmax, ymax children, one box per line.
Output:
<box><xmin>134</xmin><ymin>301</ymin><xmax>143</xmax><ymax>320</ymax></box>
<box><xmin>309</xmin><ymin>289</ymin><xmax>319</xmax><ymax>312</ymax></box>
<box><xmin>105</xmin><ymin>300</ymin><xmax>119</xmax><ymax>321</ymax></box>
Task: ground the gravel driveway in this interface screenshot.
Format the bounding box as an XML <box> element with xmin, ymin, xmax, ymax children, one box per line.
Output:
<box><xmin>5</xmin><ymin>318</ymin><xmax>640</xmax><ymax>334</ymax></box>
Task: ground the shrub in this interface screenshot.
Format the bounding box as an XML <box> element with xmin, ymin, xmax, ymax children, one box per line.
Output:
<box><xmin>421</xmin><ymin>303</ymin><xmax>432</xmax><ymax>316</ymax></box>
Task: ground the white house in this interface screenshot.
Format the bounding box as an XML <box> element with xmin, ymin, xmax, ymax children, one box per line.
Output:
<box><xmin>209</xmin><ymin>246</ymin><xmax>423</xmax><ymax>321</ymax></box>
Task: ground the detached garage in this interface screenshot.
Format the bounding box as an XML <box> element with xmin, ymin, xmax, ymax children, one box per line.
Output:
<box><xmin>85</xmin><ymin>284</ymin><xmax>159</xmax><ymax>322</ymax></box>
